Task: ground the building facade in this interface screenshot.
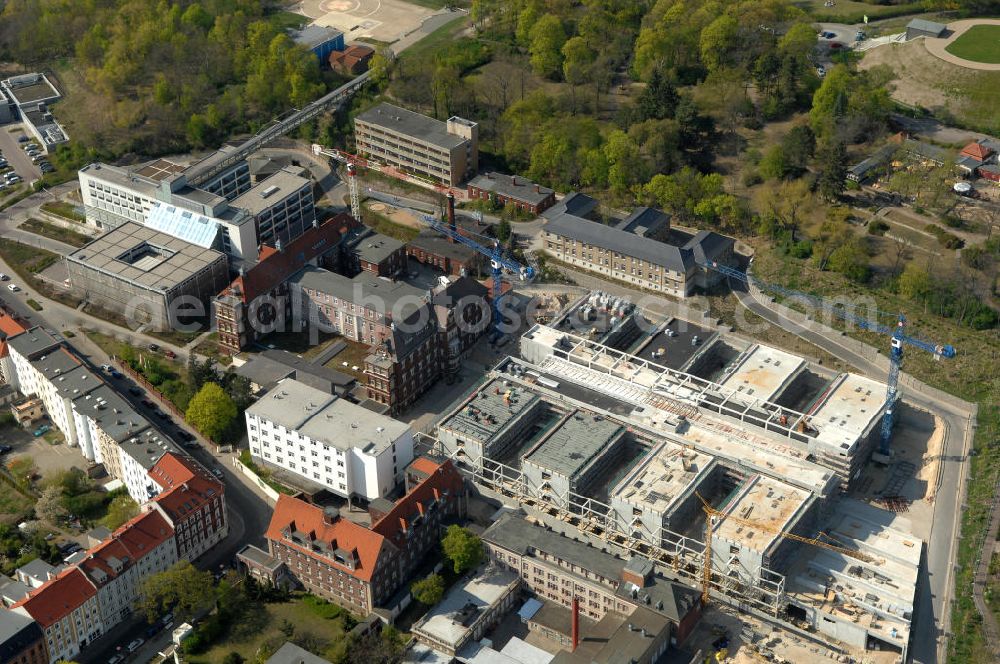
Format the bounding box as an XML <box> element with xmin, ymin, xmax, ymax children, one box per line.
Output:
<box><xmin>65</xmin><ymin>222</ymin><xmax>230</xmax><ymax>330</ymax></box>
<box><xmin>228</xmin><ymin>166</ymin><xmax>316</xmax><ymax>251</ymax></box>
<box><xmin>213</xmin><ymin>214</ymin><xmax>359</xmax><ymax>354</ymax></box>
<box><xmin>147</xmin><ymin>453</ymin><xmax>228</xmax><ymax>561</ymax></box>
<box><xmin>11</xmin><ymin>568</ymin><xmax>104</xmax><ymax>663</ymax></box>
<box><xmin>354</xmin><ymin>103</ymin><xmax>478</xmax><ymax>186</ymax></box>
<box><xmin>543</xmin><ymin>194</ymin><xmax>735</xmax><ymax>298</ymax></box>
<box><xmin>467</xmin><ymin>172</ymin><xmax>556</xmax><ymax>215</ymax></box>
<box><xmin>246</xmin><ymin>378</ymin><xmax>415</xmax><ymax>500</ymax></box>
<box><xmin>0</xmin><ymin>610</ymin><xmax>48</xmax><ymax>664</ymax></box>
<box><xmin>345</xmin><ymin>231</ymin><xmax>407</xmax><ymax>278</ymax></box>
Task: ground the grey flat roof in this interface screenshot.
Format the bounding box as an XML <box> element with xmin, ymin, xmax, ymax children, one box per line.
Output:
<box><xmin>67</xmin><ymin>222</ymin><xmax>226</xmax><ymax>292</ymax></box>
<box><xmin>467</xmin><ymin>172</ymin><xmax>554</xmax><ymax>206</ymax></box>
<box><xmin>74</xmin><ymin>384</ymin><xmax>151</xmax><ymax>443</ymax></box>
<box><xmin>524</xmin><ymin>411</ymin><xmax>625</xmax><ymax>478</ymax></box>
<box><xmin>291</xmin><ymin>265</ymin><xmax>427</xmax><ymax>323</ymax></box>
<box><xmin>350</xmin><ymin>231</ymin><xmax>405</xmax><ymax>265</ymax></box>
<box><xmin>7</xmin><ymin>326</ymin><xmax>60</xmax><ymax>359</ymax></box>
<box><xmin>80</xmin><ymin>162</ymin><xmax>160</xmax><ymax>198</ymax></box>
<box><xmin>237</xmin><ymin>351</ymin><xmax>354</xmax><ymax>390</ymax></box>
<box><xmin>266</xmin><ymin>642</ymin><xmax>333</xmax><ymax>664</ymax></box>
<box><xmin>262</xmin><ymin>349</ymin><xmax>354</xmax><ymax>386</ymax></box>
<box><xmin>485</xmin><ymin>513</ymin><xmax>628</xmax><ymax>581</ymax></box>
<box><xmin>118</xmin><ymin>427</ymin><xmax>181</xmax><ymax>471</ymax></box>
<box><xmin>2</xmin><ymin>76</ymin><xmax>59</xmax><ymax>105</ymax></box>
<box><xmin>17</xmin><ymin>558</ymin><xmax>56</xmax><ymax>579</ymax></box>
<box><xmin>35</xmin><ymin>357</ymin><xmax>102</xmax><ymax>400</ymax></box>
<box><xmin>440</xmin><ymin>379</ymin><xmax>540</xmax><ymax>443</ymax></box>
<box><xmin>0</xmin><ymin>603</ymin><xmax>40</xmax><ymax>658</ymax></box>
<box><xmin>247</xmin><ymin>378</ymin><xmax>408</xmax><ymax>454</ymax></box>
<box><xmin>237</xmin><ymin>544</ymin><xmax>284</xmax><ymax>571</ymax></box>
<box><xmin>409</xmin><ymin>233</ymin><xmax>479</xmax><ymax>262</ymax></box>
<box><xmin>231</xmin><ymin>166</ymin><xmax>310</xmax><ymax>216</ymax></box>
<box><xmin>907</xmin><ymin>18</ymin><xmax>947</xmax><ymax>34</ymax></box>
<box><xmin>356</xmin><ymin>102</ymin><xmax>467</xmax><ymax>150</ymax></box>
<box><xmin>292</xmin><ymin>24</ymin><xmax>344</xmax><ymax>49</ymax></box>
<box><xmin>235</xmin><ymin>355</ymin><xmax>295</xmax><ymax>388</ymax></box>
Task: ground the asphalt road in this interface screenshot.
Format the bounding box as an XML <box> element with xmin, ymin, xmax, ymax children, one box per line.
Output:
<box><xmin>733</xmin><ymin>282</ymin><xmax>971</xmax><ymax>664</ymax></box>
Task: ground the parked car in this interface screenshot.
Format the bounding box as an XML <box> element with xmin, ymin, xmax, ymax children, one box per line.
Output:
<box><xmin>108</xmin><ymin>654</ymin><xmax>124</xmax><ymax>664</ymax></box>
<box><xmin>182</xmin><ymin>441</ymin><xmax>200</xmax><ymax>450</ymax></box>
<box><xmin>141</xmin><ymin>398</ymin><xmax>154</xmax><ymax>408</ymax></box>
<box><xmin>33</xmin><ymin>424</ymin><xmax>50</xmax><ymax>437</ymax></box>
<box><xmin>127</xmin><ymin>638</ymin><xmax>144</xmax><ymax>652</ymax></box>
<box><xmin>7</xmin><ymin>284</ymin><xmax>19</xmax><ymax>292</ymax></box>
<box><xmin>0</xmin><ymin>274</ymin><xmax>8</xmax><ymax>281</ymax></box>
<box><xmin>177</xmin><ymin>430</ymin><xmax>195</xmax><ymax>442</ymax></box>
<box><xmin>30</xmin><ymin>154</ymin><xmax>46</xmax><ymax>164</ymax></box>
<box><xmin>212</xmin><ymin>468</ymin><xmax>224</xmax><ymax>479</ymax></box>
<box><xmin>39</xmin><ymin>162</ymin><xmax>54</xmax><ymax>173</ymax></box>
<box><xmin>5</xmin><ymin>175</ymin><xmax>21</xmax><ymax>185</ymax></box>
<box><xmin>816</xmin><ymin>66</ymin><xmax>826</xmax><ymax>78</ymax></box>
<box><xmin>109</xmin><ymin>370</ymin><xmax>123</xmax><ymax>379</ymax></box>
<box><xmin>148</xmin><ymin>343</ymin><xmax>159</xmax><ymax>352</ymax></box>
<box><xmin>164</xmin><ymin>349</ymin><xmax>176</xmax><ymax>359</ymax></box>
<box><xmin>16</xmin><ymin>135</ymin><xmax>28</xmax><ymax>143</ymax></box>
<box><xmin>0</xmin><ymin>444</ymin><xmax>12</xmax><ymax>454</ymax></box>
<box><xmin>100</xmin><ymin>364</ymin><xmax>112</xmax><ymax>372</ymax></box>
<box><xmin>128</xmin><ymin>386</ymin><xmax>143</xmax><ymax>396</ymax></box>
<box><xmin>59</xmin><ymin>541</ymin><xmax>81</xmax><ymax>554</ymax></box>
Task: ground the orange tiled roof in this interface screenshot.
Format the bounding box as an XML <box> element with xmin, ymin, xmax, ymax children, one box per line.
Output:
<box><xmin>0</xmin><ymin>310</ymin><xmax>28</xmax><ymax>358</ymax></box>
<box><xmin>12</xmin><ymin>567</ymin><xmax>96</xmax><ymax>628</ymax></box>
<box><xmin>148</xmin><ymin>451</ymin><xmax>214</xmax><ymax>488</ymax></box>
<box><xmin>371</xmin><ymin>458</ymin><xmax>464</xmax><ymax>546</ymax></box>
<box><xmin>78</xmin><ymin>538</ymin><xmax>132</xmax><ymax>587</ymax></box>
<box><xmin>266</xmin><ymin>494</ymin><xmax>390</xmax><ymax>582</ymax></box>
<box><xmin>114</xmin><ymin>509</ymin><xmax>174</xmax><ymax>559</ymax></box>
<box><xmin>962</xmin><ymin>141</ymin><xmax>992</xmax><ymax>161</ymax></box>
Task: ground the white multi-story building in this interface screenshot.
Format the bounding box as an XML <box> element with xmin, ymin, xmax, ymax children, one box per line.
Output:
<box><xmin>78</xmin><ymin>155</ymin><xmax>316</xmax><ymax>265</ymax></box>
<box><xmin>246</xmin><ymin>378</ymin><xmax>414</xmax><ymax>500</ymax></box>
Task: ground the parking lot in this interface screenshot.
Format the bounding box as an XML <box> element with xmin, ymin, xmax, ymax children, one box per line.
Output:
<box><xmin>0</xmin><ymin>123</ymin><xmax>43</xmax><ymax>189</ymax></box>
<box><xmin>0</xmin><ymin>420</ymin><xmax>81</xmax><ymax>476</ymax></box>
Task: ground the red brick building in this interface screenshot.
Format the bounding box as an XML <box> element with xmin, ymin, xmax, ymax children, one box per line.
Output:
<box><xmin>147</xmin><ymin>453</ymin><xmax>227</xmax><ymax>561</ymax></box>
<box><xmin>329</xmin><ymin>45</ymin><xmax>375</xmax><ymax>75</ymax></box>
<box><xmin>213</xmin><ymin>214</ymin><xmax>360</xmax><ymax>354</ymax></box>
<box><xmin>467</xmin><ymin>172</ymin><xmax>556</xmax><ymax>215</ymax></box>
<box><xmin>262</xmin><ymin>457</ymin><xmax>466</xmax><ymax>615</ymax></box>
<box><xmin>266</xmin><ymin>495</ymin><xmax>397</xmax><ymax>615</ymax></box>
<box><xmin>345</xmin><ymin>230</ymin><xmax>407</xmax><ymax>278</ymax></box>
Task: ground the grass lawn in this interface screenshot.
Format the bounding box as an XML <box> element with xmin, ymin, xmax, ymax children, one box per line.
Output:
<box><xmin>0</xmin><ymin>238</ymin><xmax>61</xmax><ymax>289</ymax></box>
<box><xmin>192</xmin><ymin>333</ymin><xmax>232</xmax><ymax>366</ymax></box>
<box><xmin>40</xmin><ymin>201</ymin><xmax>85</xmax><ymax>222</ymax></box>
<box><xmin>946</xmin><ymin>24</ymin><xmax>1000</xmax><ymax>64</ymax></box>
<box><xmin>265</xmin><ymin>9</ymin><xmax>309</xmax><ymax>32</ymax></box>
<box><xmin>360</xmin><ymin>203</ymin><xmax>420</xmax><ymax>243</ymax></box>
<box><xmin>395</xmin><ymin>13</ymin><xmax>468</xmax><ymax>64</ymax></box>
<box><xmin>20</xmin><ymin>218</ymin><xmax>91</xmax><ymax>248</ymax></box>
<box><xmin>795</xmin><ymin>0</ymin><xmax>921</xmax><ymax>22</ymax></box>
<box><xmin>145</xmin><ymin>326</ymin><xmax>203</xmax><ymax>346</ymax></box>
<box><xmin>323</xmin><ymin>338</ymin><xmax>373</xmax><ymax>380</ymax></box>
<box><xmin>0</xmin><ymin>484</ymin><xmax>34</xmax><ymax>524</ymax></box>
<box><xmin>186</xmin><ymin>596</ymin><xmax>351</xmax><ymax>664</ymax></box>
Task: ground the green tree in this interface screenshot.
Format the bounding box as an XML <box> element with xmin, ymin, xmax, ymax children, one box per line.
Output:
<box><xmin>898</xmin><ymin>263</ymin><xmax>934</xmax><ymax>302</ymax></box>
<box><xmin>368</xmin><ymin>46</ymin><xmax>396</xmax><ymax>88</ymax></box>
<box><xmin>758</xmin><ymin>145</ymin><xmax>790</xmax><ymax>180</ymax></box>
<box><xmin>496</xmin><ymin>219</ymin><xmax>513</xmax><ymax>244</ymax></box>
<box><xmin>411</xmin><ymin>573</ymin><xmax>445</xmax><ymax>605</ymax></box>
<box><xmin>699</xmin><ymin>15</ymin><xmax>738</xmax><ymax>72</ymax></box>
<box><xmin>138</xmin><ymin>560</ymin><xmax>216</xmax><ymax>623</ymax></box>
<box><xmin>562</xmin><ymin>36</ymin><xmax>595</xmax><ymax>112</ymax></box>
<box><xmin>529</xmin><ymin>15</ymin><xmax>567</xmax><ymax>79</ymax></box>
<box><xmin>634</xmin><ymin>66</ymin><xmax>678</xmax><ymax>123</ymax></box>
<box><xmin>827</xmin><ymin>239</ymin><xmax>871</xmax><ymax>283</ymax></box>
<box><xmin>442</xmin><ymin>526</ymin><xmax>483</xmax><ymax>574</ymax></box>
<box><xmin>816</xmin><ymin>141</ymin><xmax>848</xmax><ymax>201</ymax></box>
<box><xmin>782</xmin><ymin>125</ymin><xmax>815</xmax><ymax>174</ymax></box>
<box><xmin>186</xmin><ymin>382</ymin><xmax>237</xmax><ymax>442</ymax></box>
<box><xmin>101</xmin><ymin>493</ymin><xmax>139</xmax><ymax>530</ymax></box>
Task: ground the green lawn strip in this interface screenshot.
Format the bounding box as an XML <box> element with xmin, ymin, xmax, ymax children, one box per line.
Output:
<box><xmin>360</xmin><ymin>203</ymin><xmax>420</xmax><ymax>242</ymax></box>
<box><xmin>20</xmin><ymin>217</ymin><xmax>91</xmax><ymax>247</ymax></box>
<box><xmin>945</xmin><ymin>24</ymin><xmax>1000</xmax><ymax>64</ymax></box>
<box><xmin>40</xmin><ymin>201</ymin><xmax>86</xmax><ymax>222</ymax></box>
<box><xmin>395</xmin><ymin>14</ymin><xmax>468</xmax><ymax>64</ymax></box>
<box><xmin>264</xmin><ymin>10</ymin><xmax>309</xmax><ymax>32</ymax></box>
<box><xmin>0</xmin><ymin>238</ymin><xmax>60</xmax><ymax>291</ymax></box>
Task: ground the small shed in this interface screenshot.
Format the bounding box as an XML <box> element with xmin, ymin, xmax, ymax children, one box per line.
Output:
<box><xmin>906</xmin><ymin>19</ymin><xmax>947</xmax><ymax>40</ymax></box>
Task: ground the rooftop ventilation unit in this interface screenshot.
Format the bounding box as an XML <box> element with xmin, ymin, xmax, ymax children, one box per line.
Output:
<box><xmin>261</xmin><ymin>185</ymin><xmax>279</xmax><ymax>199</ymax></box>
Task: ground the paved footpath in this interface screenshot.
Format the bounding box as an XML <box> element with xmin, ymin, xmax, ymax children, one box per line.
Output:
<box><xmin>923</xmin><ymin>19</ymin><xmax>1000</xmax><ymax>71</ymax></box>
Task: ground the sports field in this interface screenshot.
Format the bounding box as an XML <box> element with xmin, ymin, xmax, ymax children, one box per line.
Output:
<box><xmin>945</xmin><ymin>24</ymin><xmax>1000</xmax><ymax>64</ymax></box>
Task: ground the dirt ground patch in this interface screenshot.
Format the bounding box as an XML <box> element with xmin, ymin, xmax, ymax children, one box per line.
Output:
<box><xmin>861</xmin><ymin>39</ymin><xmax>1000</xmax><ymax>133</ymax></box>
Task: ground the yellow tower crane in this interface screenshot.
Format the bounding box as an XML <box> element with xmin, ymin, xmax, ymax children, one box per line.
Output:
<box><xmin>695</xmin><ymin>492</ymin><xmax>876</xmax><ymax>605</ymax></box>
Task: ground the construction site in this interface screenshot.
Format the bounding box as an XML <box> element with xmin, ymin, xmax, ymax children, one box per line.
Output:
<box><xmin>425</xmin><ymin>290</ymin><xmax>943</xmax><ymax>664</ymax></box>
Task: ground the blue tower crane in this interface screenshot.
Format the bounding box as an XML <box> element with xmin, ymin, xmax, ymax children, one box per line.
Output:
<box><xmin>700</xmin><ymin>260</ymin><xmax>955</xmax><ymax>458</ymax></box>
<box><xmin>416</xmin><ymin>207</ymin><xmax>535</xmax><ymax>339</ymax></box>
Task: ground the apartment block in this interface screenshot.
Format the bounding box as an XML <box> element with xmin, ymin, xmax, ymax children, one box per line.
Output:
<box><xmin>147</xmin><ymin>453</ymin><xmax>228</xmax><ymax>561</ymax></box>
<box><xmin>354</xmin><ymin>103</ymin><xmax>478</xmax><ymax>186</ymax></box>
<box><xmin>229</xmin><ymin>166</ymin><xmax>316</xmax><ymax>250</ymax></box>
<box><xmin>542</xmin><ymin>193</ymin><xmax>735</xmax><ymax>298</ymax></box>
<box><xmin>11</xmin><ymin>568</ymin><xmax>104</xmax><ymax>663</ymax></box>
<box><xmin>246</xmin><ymin>378</ymin><xmax>415</xmax><ymax>499</ymax></box>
